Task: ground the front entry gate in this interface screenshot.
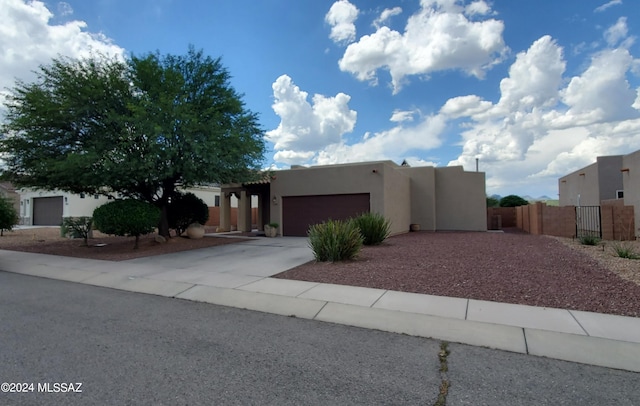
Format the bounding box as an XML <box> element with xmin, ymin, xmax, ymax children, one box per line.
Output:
<box><xmin>575</xmin><ymin>206</ymin><xmax>601</xmax><ymax>238</ymax></box>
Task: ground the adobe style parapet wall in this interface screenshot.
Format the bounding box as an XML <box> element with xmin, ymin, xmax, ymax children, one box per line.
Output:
<box><xmin>271</xmin><ymin>161</ymin><xmax>487</xmax><ymax>235</ymax></box>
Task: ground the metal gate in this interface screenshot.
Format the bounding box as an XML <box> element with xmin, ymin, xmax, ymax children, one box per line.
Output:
<box><xmin>575</xmin><ymin>206</ymin><xmax>601</xmax><ymax>238</ymax></box>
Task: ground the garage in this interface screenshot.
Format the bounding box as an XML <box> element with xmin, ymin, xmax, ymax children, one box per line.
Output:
<box><xmin>282</xmin><ymin>193</ymin><xmax>370</xmax><ymax>236</ymax></box>
<box><xmin>32</xmin><ymin>196</ymin><xmax>63</xmax><ymax>226</ymax></box>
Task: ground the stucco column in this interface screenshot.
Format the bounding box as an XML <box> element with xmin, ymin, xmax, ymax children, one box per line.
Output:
<box><xmin>256</xmin><ymin>193</ymin><xmax>264</xmax><ymax>231</ymax></box>
<box><xmin>219</xmin><ymin>192</ymin><xmax>231</xmax><ymax>232</ymax></box>
<box><xmin>238</xmin><ymin>190</ymin><xmax>252</xmax><ymax>232</ymax></box>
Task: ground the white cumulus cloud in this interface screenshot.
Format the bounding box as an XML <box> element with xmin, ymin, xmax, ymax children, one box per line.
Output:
<box><xmin>373</xmin><ymin>7</ymin><xmax>402</xmax><ymax>29</ymax></box>
<box><xmin>445</xmin><ymin>19</ymin><xmax>640</xmax><ymax>196</ymax></box>
<box><xmin>0</xmin><ymin>0</ymin><xmax>124</xmax><ymax>116</ymax></box>
<box><xmin>338</xmin><ymin>0</ymin><xmax>507</xmax><ymax>93</ymax></box>
<box><xmin>325</xmin><ymin>0</ymin><xmax>359</xmax><ymax>44</ymax></box>
<box><xmin>266</xmin><ymin>75</ymin><xmax>357</xmax><ymax>164</ymax></box>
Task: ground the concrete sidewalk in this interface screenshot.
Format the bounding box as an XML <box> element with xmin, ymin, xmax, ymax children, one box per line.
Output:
<box><xmin>1</xmin><ymin>236</ymin><xmax>639</xmax><ymax>373</ymax></box>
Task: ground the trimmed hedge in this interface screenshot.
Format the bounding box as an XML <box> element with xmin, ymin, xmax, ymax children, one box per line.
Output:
<box><xmin>93</xmin><ymin>199</ymin><xmax>160</xmax><ymax>249</ymax></box>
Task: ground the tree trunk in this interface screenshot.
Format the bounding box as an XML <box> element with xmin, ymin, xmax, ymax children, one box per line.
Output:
<box><xmin>158</xmin><ymin>204</ymin><xmax>170</xmax><ymax>238</ymax></box>
<box><xmin>134</xmin><ymin>234</ymin><xmax>140</xmax><ymax>250</ymax></box>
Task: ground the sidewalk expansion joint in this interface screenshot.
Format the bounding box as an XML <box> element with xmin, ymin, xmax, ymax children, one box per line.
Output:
<box><xmin>567</xmin><ymin>310</ymin><xmax>590</xmax><ymax>336</ymax></box>
<box><xmin>173</xmin><ymin>284</ymin><xmax>198</xmax><ymax>298</ymax></box>
<box><xmin>312</xmin><ymin>301</ymin><xmax>329</xmax><ymax>320</ymax></box>
<box><xmin>522</xmin><ymin>328</ymin><xmax>529</xmax><ymax>354</ymax></box>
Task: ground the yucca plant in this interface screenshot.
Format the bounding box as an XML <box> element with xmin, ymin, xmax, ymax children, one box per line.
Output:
<box><xmin>352</xmin><ymin>212</ymin><xmax>391</xmax><ymax>245</ymax></box>
<box><xmin>578</xmin><ymin>234</ymin><xmax>601</xmax><ymax>246</ymax></box>
<box><xmin>308</xmin><ymin>219</ymin><xmax>363</xmax><ymax>262</ymax></box>
<box><xmin>610</xmin><ymin>241</ymin><xmax>640</xmax><ymax>259</ymax></box>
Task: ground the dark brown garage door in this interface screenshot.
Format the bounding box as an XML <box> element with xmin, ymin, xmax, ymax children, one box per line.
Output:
<box><xmin>282</xmin><ymin>193</ymin><xmax>370</xmax><ymax>236</ymax></box>
<box><xmin>33</xmin><ymin>196</ymin><xmax>63</xmax><ymax>226</ymax></box>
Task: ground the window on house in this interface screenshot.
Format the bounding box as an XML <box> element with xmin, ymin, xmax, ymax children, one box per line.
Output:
<box><xmin>616</xmin><ymin>190</ymin><xmax>624</xmax><ymax>199</ymax></box>
<box><xmin>80</xmin><ymin>193</ymin><xmax>85</xmax><ymax>198</ymax></box>
<box><xmin>94</xmin><ymin>194</ymin><xmax>99</xmax><ymax>199</ymax></box>
<box><xmin>215</xmin><ymin>195</ymin><xmax>220</xmax><ymax>207</ymax></box>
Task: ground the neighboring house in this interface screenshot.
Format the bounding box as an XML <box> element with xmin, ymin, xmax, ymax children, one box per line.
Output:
<box><xmin>18</xmin><ymin>189</ymin><xmax>111</xmax><ymax>226</ymax></box>
<box><xmin>17</xmin><ymin>185</ymin><xmax>256</xmax><ymax>226</ymax></box>
<box><xmin>558</xmin><ymin>155</ymin><xmax>624</xmax><ymax>206</ymax></box>
<box><xmin>220</xmin><ymin>160</ymin><xmax>487</xmax><ymax>236</ymax></box>
<box><xmin>559</xmin><ymin>150</ymin><xmax>638</xmax><ymax>235</ymax></box>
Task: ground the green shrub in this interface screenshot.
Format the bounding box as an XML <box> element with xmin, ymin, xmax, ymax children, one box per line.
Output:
<box><xmin>0</xmin><ymin>196</ymin><xmax>18</xmax><ymax>236</ymax></box>
<box><xmin>352</xmin><ymin>212</ymin><xmax>391</xmax><ymax>245</ymax></box>
<box><xmin>610</xmin><ymin>241</ymin><xmax>640</xmax><ymax>259</ymax></box>
<box><xmin>167</xmin><ymin>192</ymin><xmax>209</xmax><ymax>236</ymax></box>
<box><xmin>93</xmin><ymin>199</ymin><xmax>160</xmax><ymax>249</ymax></box>
<box><xmin>578</xmin><ymin>234</ymin><xmax>601</xmax><ymax>246</ymax></box>
<box><xmin>308</xmin><ymin>219</ymin><xmax>363</xmax><ymax>262</ymax></box>
<box><xmin>61</xmin><ymin>216</ymin><xmax>93</xmax><ymax>246</ymax></box>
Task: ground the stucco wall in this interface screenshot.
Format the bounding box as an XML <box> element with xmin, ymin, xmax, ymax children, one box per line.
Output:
<box><xmin>399</xmin><ymin>166</ymin><xmax>436</xmax><ymax>231</ymax></box>
<box><xmin>622</xmin><ymin>150</ymin><xmax>640</xmax><ymax>235</ymax></box>
<box><xmin>434</xmin><ymin>166</ymin><xmax>487</xmax><ymax>231</ymax></box>
<box><xmin>381</xmin><ymin>164</ymin><xmax>411</xmax><ymax>235</ymax></box>
<box><xmin>597</xmin><ymin>156</ymin><xmax>624</xmax><ymax>202</ymax></box>
<box><xmin>270</xmin><ymin>161</ymin><xmax>415</xmax><ymax>235</ymax></box>
<box><xmin>559</xmin><ymin>162</ymin><xmax>601</xmax><ymax>206</ymax></box>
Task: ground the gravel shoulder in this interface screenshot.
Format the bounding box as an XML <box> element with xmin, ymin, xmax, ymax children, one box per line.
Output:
<box><xmin>275</xmin><ymin>229</ymin><xmax>640</xmax><ymax>318</ymax></box>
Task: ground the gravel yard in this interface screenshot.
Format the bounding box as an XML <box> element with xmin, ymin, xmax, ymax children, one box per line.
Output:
<box><xmin>2</xmin><ymin>226</ymin><xmax>640</xmax><ymax>317</ymax></box>
<box><xmin>275</xmin><ymin>229</ymin><xmax>640</xmax><ymax>317</ymax></box>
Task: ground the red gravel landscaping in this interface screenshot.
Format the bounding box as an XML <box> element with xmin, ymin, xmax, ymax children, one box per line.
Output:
<box><xmin>274</xmin><ymin>229</ymin><xmax>640</xmax><ymax>317</ymax></box>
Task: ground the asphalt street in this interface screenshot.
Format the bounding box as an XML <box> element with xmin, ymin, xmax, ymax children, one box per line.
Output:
<box><xmin>1</xmin><ymin>271</ymin><xmax>638</xmax><ymax>405</ymax></box>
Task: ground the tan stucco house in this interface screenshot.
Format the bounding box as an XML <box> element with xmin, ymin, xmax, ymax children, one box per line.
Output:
<box><xmin>559</xmin><ymin>150</ymin><xmax>639</xmax><ymax>234</ymax></box>
<box><xmin>220</xmin><ymin>160</ymin><xmax>487</xmax><ymax>236</ymax></box>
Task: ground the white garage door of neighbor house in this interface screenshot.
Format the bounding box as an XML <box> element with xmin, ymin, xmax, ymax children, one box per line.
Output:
<box><xmin>32</xmin><ymin>196</ymin><xmax>63</xmax><ymax>226</ymax></box>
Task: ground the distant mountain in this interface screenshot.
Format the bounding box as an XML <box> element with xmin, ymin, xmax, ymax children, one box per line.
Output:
<box><xmin>524</xmin><ymin>195</ymin><xmax>554</xmax><ymax>202</ymax></box>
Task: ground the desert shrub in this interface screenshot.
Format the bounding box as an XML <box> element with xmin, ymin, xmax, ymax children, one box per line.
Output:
<box><xmin>0</xmin><ymin>196</ymin><xmax>18</xmax><ymax>236</ymax></box>
<box><xmin>167</xmin><ymin>192</ymin><xmax>209</xmax><ymax>236</ymax></box>
<box><xmin>61</xmin><ymin>216</ymin><xmax>93</xmax><ymax>246</ymax></box>
<box><xmin>352</xmin><ymin>212</ymin><xmax>391</xmax><ymax>245</ymax></box>
<box><xmin>578</xmin><ymin>234</ymin><xmax>601</xmax><ymax>246</ymax></box>
<box><xmin>308</xmin><ymin>219</ymin><xmax>363</xmax><ymax>262</ymax></box>
<box><xmin>93</xmin><ymin>199</ymin><xmax>160</xmax><ymax>249</ymax></box>
<box><xmin>610</xmin><ymin>241</ymin><xmax>640</xmax><ymax>259</ymax></box>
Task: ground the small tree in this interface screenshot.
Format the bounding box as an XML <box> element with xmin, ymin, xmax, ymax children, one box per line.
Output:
<box><xmin>167</xmin><ymin>192</ymin><xmax>209</xmax><ymax>236</ymax></box>
<box><xmin>499</xmin><ymin>195</ymin><xmax>529</xmax><ymax>207</ymax></box>
<box><xmin>486</xmin><ymin>196</ymin><xmax>500</xmax><ymax>208</ymax></box>
<box><xmin>61</xmin><ymin>217</ymin><xmax>93</xmax><ymax>246</ymax></box>
<box><xmin>93</xmin><ymin>200</ymin><xmax>160</xmax><ymax>249</ymax></box>
<box><xmin>0</xmin><ymin>196</ymin><xmax>18</xmax><ymax>236</ymax></box>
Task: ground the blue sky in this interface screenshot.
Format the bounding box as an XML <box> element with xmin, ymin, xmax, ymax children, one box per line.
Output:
<box><xmin>1</xmin><ymin>0</ymin><xmax>640</xmax><ymax>198</ymax></box>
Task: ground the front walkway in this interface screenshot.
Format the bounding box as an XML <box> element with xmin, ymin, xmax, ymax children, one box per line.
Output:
<box><xmin>1</xmin><ymin>237</ymin><xmax>638</xmax><ymax>373</ymax></box>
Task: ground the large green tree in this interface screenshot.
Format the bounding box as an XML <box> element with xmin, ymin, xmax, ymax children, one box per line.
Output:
<box><xmin>0</xmin><ymin>46</ymin><xmax>265</xmax><ymax>236</ymax></box>
<box><xmin>499</xmin><ymin>195</ymin><xmax>529</xmax><ymax>207</ymax></box>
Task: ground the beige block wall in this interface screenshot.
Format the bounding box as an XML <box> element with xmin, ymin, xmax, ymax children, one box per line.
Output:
<box><xmin>434</xmin><ymin>166</ymin><xmax>487</xmax><ymax>231</ymax></box>
<box><xmin>622</xmin><ymin>150</ymin><xmax>640</xmax><ymax>235</ymax></box>
<box><xmin>399</xmin><ymin>166</ymin><xmax>437</xmax><ymax>231</ymax></box>
<box><xmin>559</xmin><ymin>162</ymin><xmax>601</xmax><ymax>206</ymax></box>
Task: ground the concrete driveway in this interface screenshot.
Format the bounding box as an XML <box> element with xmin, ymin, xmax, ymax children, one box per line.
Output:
<box><xmin>120</xmin><ymin>236</ymin><xmax>314</xmax><ymax>288</ymax></box>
